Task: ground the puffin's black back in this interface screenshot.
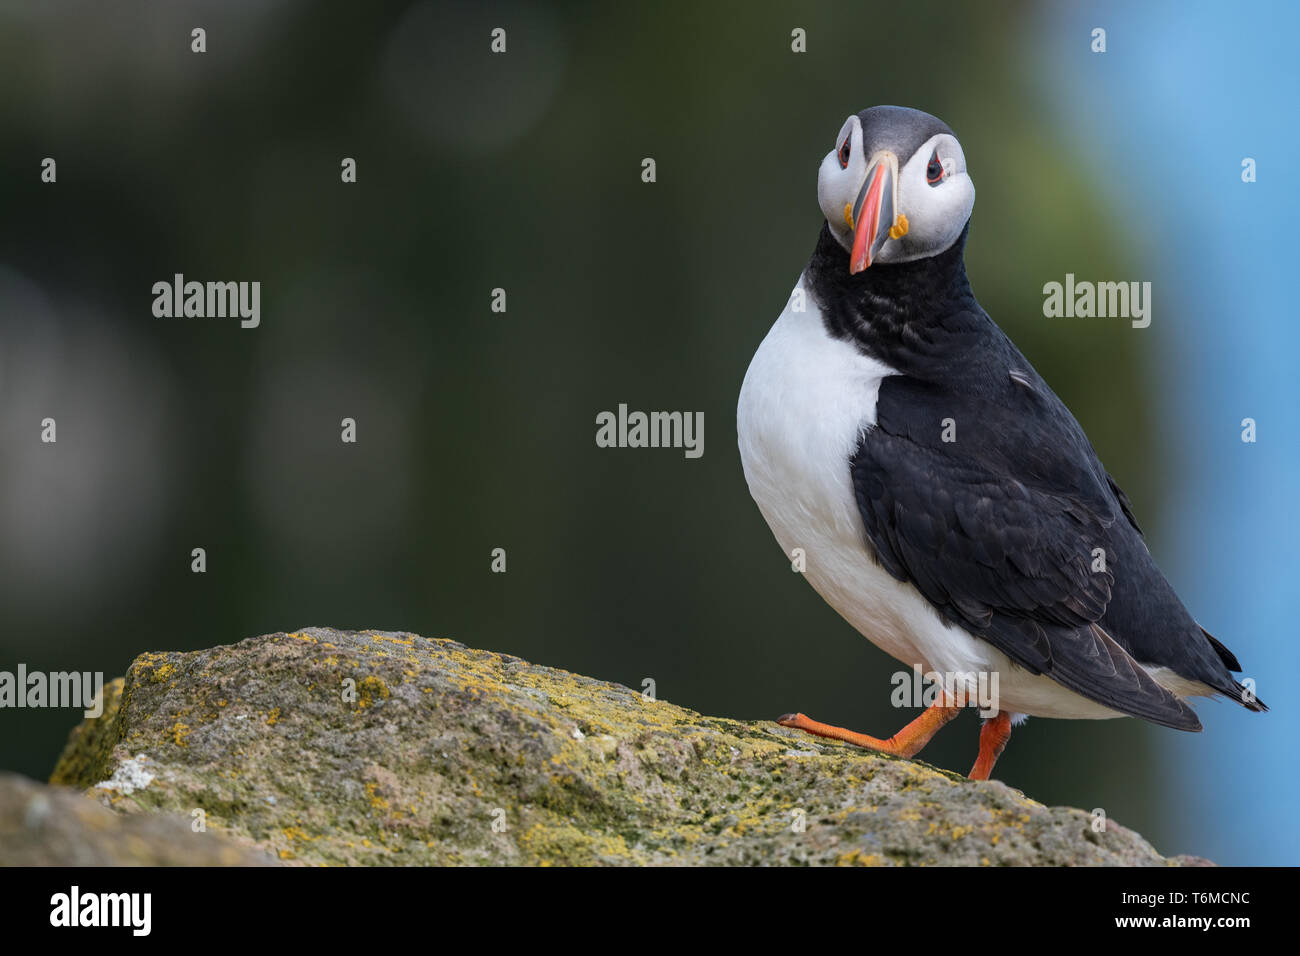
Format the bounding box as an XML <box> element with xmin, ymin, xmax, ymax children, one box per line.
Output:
<box><xmin>805</xmin><ymin>223</ymin><xmax>1265</xmax><ymax>727</ymax></box>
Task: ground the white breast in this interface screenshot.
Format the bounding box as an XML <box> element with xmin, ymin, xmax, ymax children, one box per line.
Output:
<box><xmin>736</xmin><ymin>274</ymin><xmax>1125</xmax><ymax>721</ymax></box>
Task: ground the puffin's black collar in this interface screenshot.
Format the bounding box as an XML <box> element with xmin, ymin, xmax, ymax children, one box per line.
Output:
<box><xmin>805</xmin><ymin>220</ymin><xmax>980</xmax><ymax>375</ymax></box>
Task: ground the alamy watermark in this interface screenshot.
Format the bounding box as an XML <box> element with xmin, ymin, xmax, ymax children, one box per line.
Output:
<box><xmin>1042</xmin><ymin>273</ymin><xmax>1151</xmax><ymax>328</ymax></box>
<box><xmin>891</xmin><ymin>665</ymin><xmax>1000</xmax><ymax>717</ymax></box>
<box><xmin>0</xmin><ymin>665</ymin><xmax>104</xmax><ymax>717</ymax></box>
<box><xmin>152</xmin><ymin>274</ymin><xmax>260</xmax><ymax>328</ymax></box>
<box><xmin>50</xmin><ymin>886</ymin><xmax>151</xmax><ymax>936</ymax></box>
<box><xmin>595</xmin><ymin>404</ymin><xmax>703</xmax><ymax>459</ymax></box>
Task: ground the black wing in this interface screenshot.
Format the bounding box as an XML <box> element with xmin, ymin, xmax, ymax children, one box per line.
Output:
<box><xmin>852</xmin><ymin>374</ymin><xmax>1201</xmax><ymax>730</ymax></box>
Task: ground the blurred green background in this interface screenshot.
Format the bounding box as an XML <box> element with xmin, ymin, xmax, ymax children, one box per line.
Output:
<box><xmin>0</xmin><ymin>0</ymin><xmax>1224</xmax><ymax>859</ymax></box>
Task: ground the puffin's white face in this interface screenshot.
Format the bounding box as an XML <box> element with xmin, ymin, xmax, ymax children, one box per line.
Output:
<box><xmin>817</xmin><ymin>112</ymin><xmax>975</xmax><ymax>272</ymax></box>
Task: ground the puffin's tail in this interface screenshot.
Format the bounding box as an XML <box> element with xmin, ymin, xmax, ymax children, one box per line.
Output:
<box><xmin>1202</xmin><ymin>627</ymin><xmax>1268</xmax><ymax>713</ymax></box>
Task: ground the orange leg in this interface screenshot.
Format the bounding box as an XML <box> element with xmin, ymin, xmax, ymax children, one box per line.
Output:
<box><xmin>777</xmin><ymin>698</ymin><xmax>961</xmax><ymax>759</ymax></box>
<box><xmin>968</xmin><ymin>712</ymin><xmax>1013</xmax><ymax>780</ymax></box>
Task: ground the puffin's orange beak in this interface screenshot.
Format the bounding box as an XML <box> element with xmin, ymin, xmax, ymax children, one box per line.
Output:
<box><xmin>849</xmin><ymin>153</ymin><xmax>898</xmax><ymax>274</ymax></box>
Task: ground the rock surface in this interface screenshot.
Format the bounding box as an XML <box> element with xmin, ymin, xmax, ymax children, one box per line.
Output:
<box><xmin>40</xmin><ymin>628</ymin><xmax>1206</xmax><ymax>866</ymax></box>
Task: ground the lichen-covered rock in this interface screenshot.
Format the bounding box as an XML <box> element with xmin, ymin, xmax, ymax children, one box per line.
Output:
<box><xmin>47</xmin><ymin>628</ymin><xmax>1206</xmax><ymax>866</ymax></box>
<box><xmin>0</xmin><ymin>772</ymin><xmax>275</xmax><ymax>866</ymax></box>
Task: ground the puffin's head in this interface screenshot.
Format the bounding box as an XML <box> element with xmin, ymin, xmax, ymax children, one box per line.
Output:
<box><xmin>817</xmin><ymin>105</ymin><xmax>974</xmax><ymax>273</ymax></box>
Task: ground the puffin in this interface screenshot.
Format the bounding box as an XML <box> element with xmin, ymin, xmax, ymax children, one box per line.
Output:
<box><xmin>736</xmin><ymin>105</ymin><xmax>1265</xmax><ymax>780</ymax></box>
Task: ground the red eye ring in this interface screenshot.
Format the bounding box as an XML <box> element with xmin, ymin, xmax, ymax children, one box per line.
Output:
<box><xmin>926</xmin><ymin>149</ymin><xmax>945</xmax><ymax>184</ymax></box>
<box><xmin>838</xmin><ymin>136</ymin><xmax>851</xmax><ymax>169</ymax></box>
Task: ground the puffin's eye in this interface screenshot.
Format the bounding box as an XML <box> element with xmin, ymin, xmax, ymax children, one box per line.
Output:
<box><xmin>926</xmin><ymin>150</ymin><xmax>945</xmax><ymax>185</ymax></box>
<box><xmin>838</xmin><ymin>136</ymin><xmax>851</xmax><ymax>169</ymax></box>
